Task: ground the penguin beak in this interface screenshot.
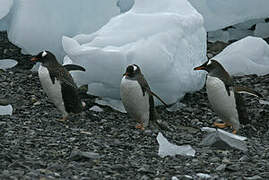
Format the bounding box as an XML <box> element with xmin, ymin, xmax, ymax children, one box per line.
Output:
<box><xmin>31</xmin><ymin>57</ymin><xmax>39</xmax><ymax>61</ymax></box>
<box><xmin>123</xmin><ymin>72</ymin><xmax>129</xmax><ymax>76</ymax></box>
<box><xmin>193</xmin><ymin>65</ymin><xmax>204</xmax><ymax>71</ymax></box>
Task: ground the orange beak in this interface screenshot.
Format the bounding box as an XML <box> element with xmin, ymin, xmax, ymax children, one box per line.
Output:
<box><xmin>193</xmin><ymin>66</ymin><xmax>204</xmax><ymax>71</ymax></box>
<box><xmin>31</xmin><ymin>57</ymin><xmax>38</xmax><ymax>61</ymax></box>
<box><xmin>123</xmin><ymin>72</ymin><xmax>129</xmax><ymax>76</ymax></box>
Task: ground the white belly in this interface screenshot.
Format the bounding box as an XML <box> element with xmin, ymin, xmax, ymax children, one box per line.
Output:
<box><xmin>38</xmin><ymin>65</ymin><xmax>68</xmax><ymax>116</ymax></box>
<box><xmin>120</xmin><ymin>76</ymin><xmax>150</xmax><ymax>126</ymax></box>
<box><xmin>206</xmin><ymin>76</ymin><xmax>239</xmax><ymax>129</ymax></box>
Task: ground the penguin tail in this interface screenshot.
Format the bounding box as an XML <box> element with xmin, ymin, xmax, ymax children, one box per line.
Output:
<box><xmin>234</xmin><ymin>86</ymin><xmax>263</xmax><ymax>98</ymax></box>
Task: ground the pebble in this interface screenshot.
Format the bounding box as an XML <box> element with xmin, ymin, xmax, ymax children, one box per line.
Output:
<box><xmin>1</xmin><ymin>31</ymin><xmax>269</xmax><ymax>179</ymax></box>
<box><xmin>216</xmin><ymin>164</ymin><xmax>226</xmax><ymax>171</ymax></box>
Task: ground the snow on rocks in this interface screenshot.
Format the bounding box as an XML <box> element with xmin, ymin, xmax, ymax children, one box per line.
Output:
<box><xmin>63</xmin><ymin>0</ymin><xmax>206</xmax><ymax>104</ymax></box>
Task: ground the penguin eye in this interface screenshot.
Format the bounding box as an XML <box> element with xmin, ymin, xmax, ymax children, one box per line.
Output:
<box><xmin>207</xmin><ymin>60</ymin><xmax>212</xmax><ymax>66</ymax></box>
<box><xmin>42</xmin><ymin>51</ymin><xmax>47</xmax><ymax>57</ymax></box>
<box><xmin>132</xmin><ymin>65</ymin><xmax>137</xmax><ymax>71</ymax></box>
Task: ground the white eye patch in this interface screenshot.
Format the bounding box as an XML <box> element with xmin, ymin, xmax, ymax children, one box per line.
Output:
<box><xmin>42</xmin><ymin>51</ymin><xmax>47</xmax><ymax>57</ymax></box>
<box><xmin>133</xmin><ymin>65</ymin><xmax>137</xmax><ymax>71</ymax></box>
<box><xmin>207</xmin><ymin>60</ymin><xmax>212</xmax><ymax>65</ymax></box>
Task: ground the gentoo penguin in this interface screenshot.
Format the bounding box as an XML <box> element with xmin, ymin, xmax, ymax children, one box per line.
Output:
<box><xmin>31</xmin><ymin>51</ymin><xmax>86</xmax><ymax>121</ymax></box>
<box><xmin>120</xmin><ymin>64</ymin><xmax>168</xmax><ymax>130</ymax></box>
<box><xmin>194</xmin><ymin>59</ymin><xmax>262</xmax><ymax>134</ymax></box>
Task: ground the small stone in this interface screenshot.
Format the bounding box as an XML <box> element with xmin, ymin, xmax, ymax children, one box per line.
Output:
<box><xmin>140</xmin><ymin>175</ymin><xmax>150</xmax><ymax>180</ymax></box>
<box><xmin>244</xmin><ymin>175</ymin><xmax>262</xmax><ymax>180</ymax></box>
<box><xmin>196</xmin><ymin>173</ymin><xmax>211</xmax><ymax>179</ymax></box>
<box><xmin>89</xmin><ymin>105</ymin><xmax>103</xmax><ymax>112</ymax></box>
<box><xmin>216</xmin><ymin>164</ymin><xmax>226</xmax><ymax>171</ymax></box>
<box><xmin>222</xmin><ymin>157</ymin><xmax>231</xmax><ymax>164</ymax></box>
<box><xmin>33</xmin><ymin>101</ymin><xmax>41</xmax><ymax>106</ymax></box>
<box><xmin>69</xmin><ymin>149</ymin><xmax>100</xmax><ymax>161</ymax></box>
<box><xmin>171</xmin><ymin>176</ymin><xmax>179</xmax><ymax>180</ymax></box>
<box><xmin>209</xmin><ymin>157</ymin><xmax>220</xmax><ymax>163</ymax></box>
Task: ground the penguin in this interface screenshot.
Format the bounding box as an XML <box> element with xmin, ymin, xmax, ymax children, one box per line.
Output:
<box><xmin>120</xmin><ymin>64</ymin><xmax>168</xmax><ymax>130</ymax></box>
<box><xmin>31</xmin><ymin>50</ymin><xmax>86</xmax><ymax>121</ymax></box>
<box><xmin>194</xmin><ymin>59</ymin><xmax>262</xmax><ymax>134</ymax></box>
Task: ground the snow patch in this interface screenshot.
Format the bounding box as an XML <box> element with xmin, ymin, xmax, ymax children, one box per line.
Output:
<box><xmin>0</xmin><ymin>59</ymin><xmax>17</xmax><ymax>69</ymax></box>
<box><xmin>157</xmin><ymin>132</ymin><xmax>195</xmax><ymax>157</ymax></box>
<box><xmin>0</xmin><ymin>104</ymin><xmax>13</xmax><ymax>115</ymax></box>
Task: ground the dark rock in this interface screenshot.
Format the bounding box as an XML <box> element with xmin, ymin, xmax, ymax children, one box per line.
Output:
<box><xmin>69</xmin><ymin>149</ymin><xmax>100</xmax><ymax>161</ymax></box>
<box><xmin>244</xmin><ymin>175</ymin><xmax>262</xmax><ymax>180</ymax></box>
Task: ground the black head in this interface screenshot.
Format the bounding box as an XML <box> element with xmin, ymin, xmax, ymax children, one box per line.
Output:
<box><xmin>123</xmin><ymin>64</ymin><xmax>141</xmax><ymax>78</ymax></box>
<box><xmin>193</xmin><ymin>59</ymin><xmax>226</xmax><ymax>75</ymax></box>
<box><xmin>31</xmin><ymin>51</ymin><xmax>57</xmax><ymax>64</ymax></box>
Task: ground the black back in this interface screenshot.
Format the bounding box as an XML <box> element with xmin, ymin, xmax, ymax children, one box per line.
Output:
<box><xmin>124</xmin><ymin>64</ymin><xmax>158</xmax><ymax>123</ymax></box>
<box><xmin>33</xmin><ymin>51</ymin><xmax>84</xmax><ymax>113</ymax></box>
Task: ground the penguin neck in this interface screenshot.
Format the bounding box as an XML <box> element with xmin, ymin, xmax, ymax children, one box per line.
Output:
<box><xmin>41</xmin><ymin>60</ymin><xmax>60</xmax><ymax>69</ymax></box>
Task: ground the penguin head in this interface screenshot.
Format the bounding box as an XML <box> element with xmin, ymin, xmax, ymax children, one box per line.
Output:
<box><xmin>31</xmin><ymin>51</ymin><xmax>57</xmax><ymax>65</ymax></box>
<box><xmin>193</xmin><ymin>59</ymin><xmax>225</xmax><ymax>76</ymax></box>
<box><xmin>123</xmin><ymin>64</ymin><xmax>141</xmax><ymax>78</ymax></box>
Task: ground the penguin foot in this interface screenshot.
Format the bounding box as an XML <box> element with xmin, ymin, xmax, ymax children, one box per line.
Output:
<box><xmin>135</xmin><ymin>123</ymin><xmax>145</xmax><ymax>130</ymax></box>
<box><xmin>232</xmin><ymin>130</ymin><xmax>237</xmax><ymax>134</ymax></box>
<box><xmin>58</xmin><ymin>116</ymin><xmax>68</xmax><ymax>122</ymax></box>
<box><xmin>213</xmin><ymin>122</ymin><xmax>231</xmax><ymax>128</ymax></box>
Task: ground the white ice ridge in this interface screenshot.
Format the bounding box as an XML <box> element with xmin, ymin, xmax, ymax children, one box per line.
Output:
<box><xmin>157</xmin><ymin>132</ymin><xmax>196</xmax><ymax>158</ymax></box>
<box><xmin>63</xmin><ymin>0</ymin><xmax>206</xmax><ymax>104</ymax></box>
<box><xmin>0</xmin><ymin>0</ymin><xmax>13</xmax><ymax>19</ymax></box>
<box><xmin>212</xmin><ymin>36</ymin><xmax>269</xmax><ymax>76</ymax></box>
<box><xmin>188</xmin><ymin>0</ymin><xmax>269</xmax><ymax>31</ymax></box>
<box><xmin>2</xmin><ymin>0</ymin><xmax>119</xmax><ymax>61</ymax></box>
<box><xmin>114</xmin><ymin>0</ymin><xmax>269</xmax><ymax>32</ymax></box>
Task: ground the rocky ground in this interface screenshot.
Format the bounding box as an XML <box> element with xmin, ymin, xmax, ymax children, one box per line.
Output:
<box><xmin>0</xmin><ymin>31</ymin><xmax>269</xmax><ymax>180</ymax></box>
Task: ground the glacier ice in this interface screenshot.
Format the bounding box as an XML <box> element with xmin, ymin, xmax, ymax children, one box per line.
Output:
<box><xmin>0</xmin><ymin>0</ymin><xmax>13</xmax><ymax>31</ymax></box>
<box><xmin>0</xmin><ymin>59</ymin><xmax>17</xmax><ymax>70</ymax></box>
<box><xmin>3</xmin><ymin>0</ymin><xmax>120</xmax><ymax>61</ymax></box>
<box><xmin>117</xmin><ymin>0</ymin><xmax>134</xmax><ymax>13</ymax></box>
<box><xmin>254</xmin><ymin>22</ymin><xmax>269</xmax><ymax>38</ymax></box>
<box><xmin>63</xmin><ymin>0</ymin><xmax>206</xmax><ymax>104</ymax></box>
<box><xmin>189</xmin><ymin>0</ymin><xmax>269</xmax><ymax>31</ymax></box>
<box><xmin>114</xmin><ymin>0</ymin><xmax>269</xmax><ymax>32</ymax></box>
<box><xmin>212</xmin><ymin>36</ymin><xmax>269</xmax><ymax>76</ymax></box>
<box><xmin>207</xmin><ymin>19</ymin><xmax>265</xmax><ymax>43</ymax></box>
<box><xmin>0</xmin><ymin>0</ymin><xmax>13</xmax><ymax>19</ymax></box>
<box><xmin>0</xmin><ymin>104</ymin><xmax>13</xmax><ymax>116</ymax></box>
<box><xmin>157</xmin><ymin>132</ymin><xmax>195</xmax><ymax>157</ymax></box>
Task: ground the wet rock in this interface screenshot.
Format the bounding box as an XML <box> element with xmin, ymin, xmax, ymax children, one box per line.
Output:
<box><xmin>216</xmin><ymin>164</ymin><xmax>226</xmax><ymax>171</ymax></box>
<box><xmin>244</xmin><ymin>175</ymin><xmax>262</xmax><ymax>180</ymax></box>
<box><xmin>69</xmin><ymin>150</ymin><xmax>100</xmax><ymax>161</ymax></box>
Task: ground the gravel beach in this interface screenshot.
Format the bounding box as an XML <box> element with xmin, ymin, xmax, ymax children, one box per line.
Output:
<box><xmin>0</xmin><ymin>31</ymin><xmax>269</xmax><ymax>179</ymax></box>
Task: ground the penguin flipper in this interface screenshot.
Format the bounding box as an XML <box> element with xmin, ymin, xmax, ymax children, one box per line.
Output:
<box><xmin>146</xmin><ymin>88</ymin><xmax>168</xmax><ymax>107</ymax></box>
<box><xmin>234</xmin><ymin>86</ymin><xmax>263</xmax><ymax>98</ymax></box>
<box><xmin>64</xmin><ymin>64</ymin><xmax>86</xmax><ymax>72</ymax></box>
